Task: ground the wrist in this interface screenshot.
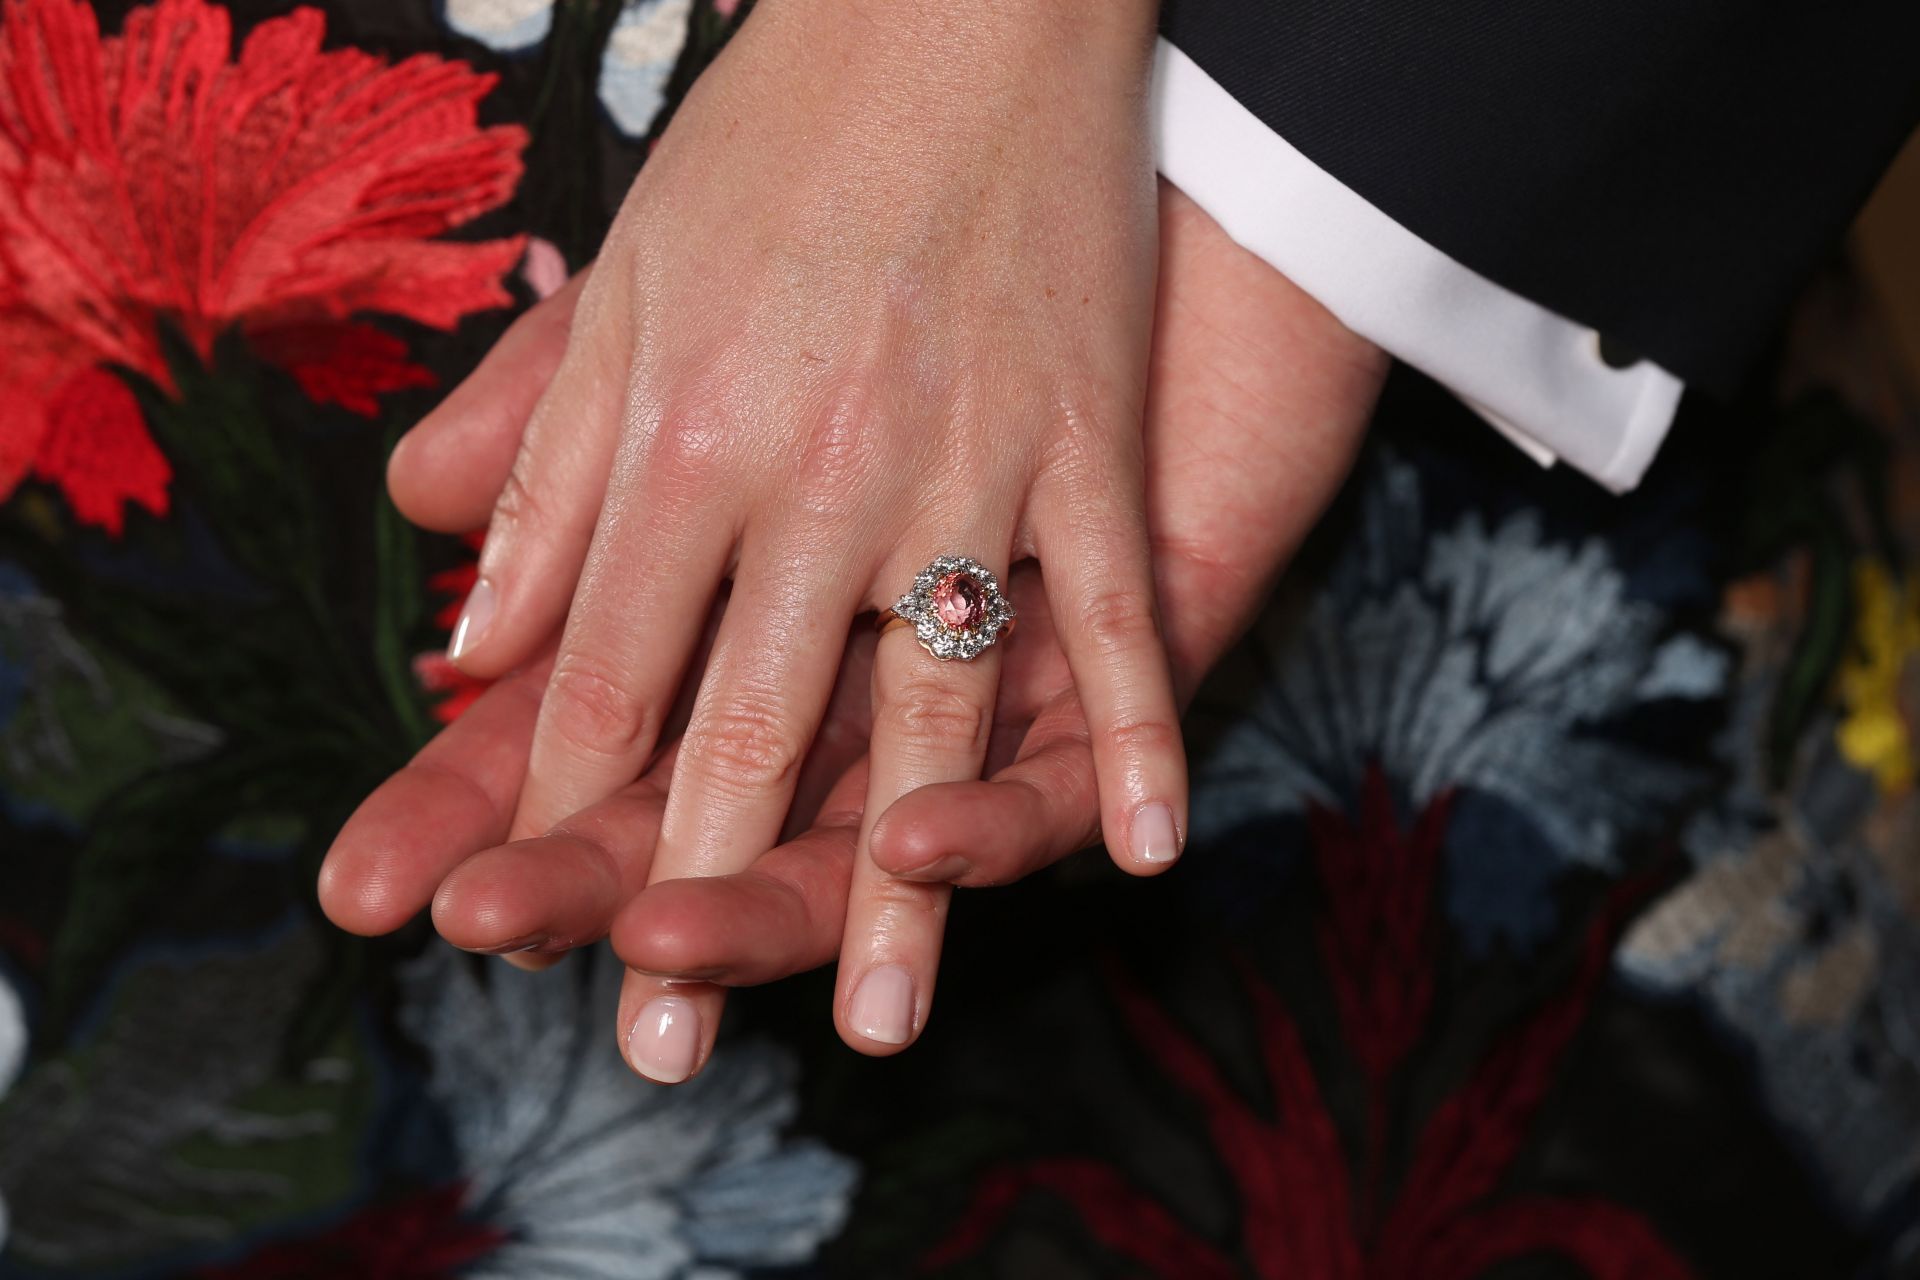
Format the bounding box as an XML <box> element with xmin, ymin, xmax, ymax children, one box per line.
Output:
<box><xmin>750</xmin><ymin>0</ymin><xmax>1160</xmax><ymax>104</ymax></box>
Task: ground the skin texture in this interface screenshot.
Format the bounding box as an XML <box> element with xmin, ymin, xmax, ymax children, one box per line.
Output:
<box><xmin>319</xmin><ymin>179</ymin><xmax>1388</xmax><ymax>1082</ymax></box>
<box><xmin>417</xmin><ymin>0</ymin><xmax>1206</xmax><ymax>1063</ymax></box>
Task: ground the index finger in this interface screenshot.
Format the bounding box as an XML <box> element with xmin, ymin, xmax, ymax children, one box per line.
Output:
<box><xmin>317</xmin><ymin>648</ymin><xmax>552</xmax><ymax>937</ymax></box>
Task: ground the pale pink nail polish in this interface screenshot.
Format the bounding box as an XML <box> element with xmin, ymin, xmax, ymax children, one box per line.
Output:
<box><xmin>626</xmin><ymin>995</ymin><xmax>700</xmax><ymax>1084</ymax></box>
<box><xmin>449</xmin><ymin>576</ymin><xmax>496</xmax><ymax>662</ymax></box>
<box><xmin>849</xmin><ymin>965</ymin><xmax>915</xmax><ymax>1045</ymax></box>
<box><xmin>1131</xmin><ymin>802</ymin><xmax>1180</xmax><ymax>864</ymax></box>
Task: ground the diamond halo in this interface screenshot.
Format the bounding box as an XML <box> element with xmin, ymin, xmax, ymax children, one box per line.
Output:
<box><xmin>886</xmin><ymin>555</ymin><xmax>1015</xmax><ymax>661</ymax></box>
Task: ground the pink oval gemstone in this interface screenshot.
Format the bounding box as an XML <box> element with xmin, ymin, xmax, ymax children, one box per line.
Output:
<box><xmin>932</xmin><ymin>570</ymin><xmax>987</xmax><ymax>630</ymax></box>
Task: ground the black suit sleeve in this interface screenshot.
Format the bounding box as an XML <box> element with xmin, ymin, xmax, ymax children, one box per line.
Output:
<box><xmin>1159</xmin><ymin>0</ymin><xmax>1920</xmax><ymax>392</ymax></box>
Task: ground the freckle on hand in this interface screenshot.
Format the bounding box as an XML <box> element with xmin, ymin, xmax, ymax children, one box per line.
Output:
<box><xmin>1045</xmin><ymin>286</ymin><xmax>1056</xmax><ymax>299</ymax></box>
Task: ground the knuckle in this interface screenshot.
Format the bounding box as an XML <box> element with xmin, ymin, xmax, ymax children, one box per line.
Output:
<box><xmin>1018</xmin><ymin>746</ymin><xmax>1096</xmax><ymax>811</ymax></box>
<box><xmin>645</xmin><ymin>400</ymin><xmax>731</xmax><ymax>486</ymax></box>
<box><xmin>491</xmin><ymin>457</ymin><xmax>547</xmax><ymax>533</ymax></box>
<box><xmin>1077</xmin><ymin>584</ymin><xmax>1164</xmax><ymax>660</ymax></box>
<box><xmin>688</xmin><ymin>689</ymin><xmax>806</xmax><ymax>795</ymax></box>
<box><xmin>544</xmin><ymin>656</ymin><xmax>656</xmax><ymax>761</ymax></box>
<box><xmin>788</xmin><ymin>393</ymin><xmax>888</xmax><ymax>515</ymax></box>
<box><xmin>861</xmin><ymin>871</ymin><xmax>950</xmax><ymax>924</ymax></box>
<box><xmin>1103</xmin><ymin>715</ymin><xmax>1183</xmax><ymax>763</ymax></box>
<box><xmin>1038</xmin><ymin>393</ymin><xmax>1133</xmax><ymax>489</ymax></box>
<box><xmin>881</xmin><ymin>676</ymin><xmax>991</xmax><ymax>755</ymax></box>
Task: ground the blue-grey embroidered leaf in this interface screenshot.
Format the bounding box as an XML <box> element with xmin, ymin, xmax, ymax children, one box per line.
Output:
<box><xmin>398</xmin><ymin>942</ymin><xmax>857</xmax><ymax>1279</ymax></box>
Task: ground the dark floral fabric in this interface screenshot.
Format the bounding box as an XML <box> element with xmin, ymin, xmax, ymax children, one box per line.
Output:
<box><xmin>1</xmin><ymin>1</ymin><xmax>1917</xmax><ymax>1276</ymax></box>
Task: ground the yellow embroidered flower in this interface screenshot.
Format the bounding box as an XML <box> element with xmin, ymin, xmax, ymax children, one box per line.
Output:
<box><xmin>1837</xmin><ymin>560</ymin><xmax>1920</xmax><ymax>793</ymax></box>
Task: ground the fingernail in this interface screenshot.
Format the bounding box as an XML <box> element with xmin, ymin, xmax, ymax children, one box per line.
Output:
<box><xmin>895</xmin><ymin>854</ymin><xmax>972</xmax><ymax>883</ymax></box>
<box><xmin>848</xmin><ymin>965</ymin><xmax>915</xmax><ymax>1045</ymax></box>
<box><xmin>626</xmin><ymin>995</ymin><xmax>701</xmax><ymax>1084</ymax></box>
<box><xmin>1130</xmin><ymin>802</ymin><xmax>1181</xmax><ymax>865</ymax></box>
<box><xmin>449</xmin><ymin>576</ymin><xmax>496</xmax><ymax>662</ymax></box>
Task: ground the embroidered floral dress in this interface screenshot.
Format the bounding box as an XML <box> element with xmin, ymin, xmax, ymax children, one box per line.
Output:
<box><xmin>1</xmin><ymin>1</ymin><xmax>1916</xmax><ymax>1276</ymax></box>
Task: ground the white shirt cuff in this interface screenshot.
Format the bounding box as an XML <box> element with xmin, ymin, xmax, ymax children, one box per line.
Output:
<box><xmin>1149</xmin><ymin>38</ymin><xmax>1684</xmax><ymax>495</ymax></box>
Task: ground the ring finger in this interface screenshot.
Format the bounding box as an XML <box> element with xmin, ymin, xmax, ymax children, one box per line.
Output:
<box><xmin>836</xmin><ymin>539</ymin><xmax>1016</xmax><ymax>1053</ymax></box>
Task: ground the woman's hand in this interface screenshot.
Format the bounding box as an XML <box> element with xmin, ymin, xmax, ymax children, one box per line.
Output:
<box><xmin>400</xmin><ymin>0</ymin><xmax>1186</xmax><ymax>1057</ymax></box>
<box><xmin>321</xmin><ymin>182</ymin><xmax>1386</xmax><ymax>1081</ymax></box>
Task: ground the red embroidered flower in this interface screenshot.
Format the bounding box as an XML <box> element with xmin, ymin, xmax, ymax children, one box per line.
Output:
<box><xmin>0</xmin><ymin>0</ymin><xmax>527</xmax><ymax>533</ymax></box>
<box><xmin>417</xmin><ymin>531</ymin><xmax>489</xmax><ymax>722</ymax></box>
<box><xmin>191</xmin><ymin>1181</ymin><xmax>506</xmax><ymax>1279</ymax></box>
<box><xmin>928</xmin><ymin>775</ymin><xmax>1696</xmax><ymax>1280</ymax></box>
<box><xmin>414</xmin><ymin>649</ymin><xmax>487</xmax><ymax>723</ymax></box>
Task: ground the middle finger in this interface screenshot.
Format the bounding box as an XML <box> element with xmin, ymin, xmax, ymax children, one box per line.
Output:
<box><xmin>615</xmin><ymin>529</ymin><xmax>866</xmax><ymax>1082</ymax></box>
